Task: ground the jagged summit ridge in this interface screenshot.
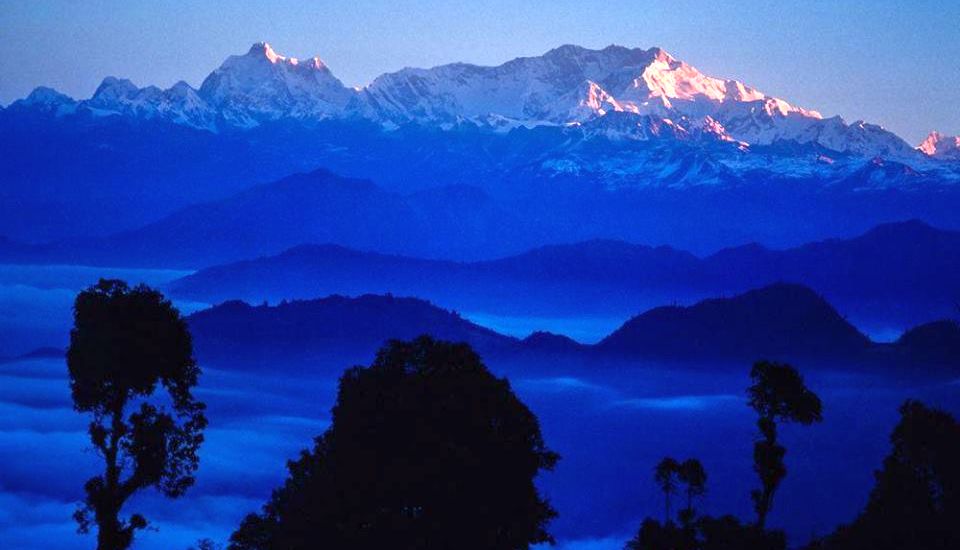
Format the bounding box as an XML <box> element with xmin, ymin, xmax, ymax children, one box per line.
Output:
<box><xmin>244</xmin><ymin>41</ymin><xmax>330</xmax><ymax>70</ymax></box>
<box><xmin>82</xmin><ymin>75</ymin><xmax>216</xmax><ymax>129</ymax></box>
<box><xmin>6</xmin><ymin>41</ymin><xmax>947</xmax><ymax>167</ymax></box>
<box><xmin>357</xmin><ymin>43</ymin><xmax>819</xmax><ymax>130</ymax></box>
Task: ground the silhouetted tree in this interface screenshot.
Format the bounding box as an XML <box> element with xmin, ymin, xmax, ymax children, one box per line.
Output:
<box><xmin>698</xmin><ymin>515</ymin><xmax>785</xmax><ymax>550</ymax></box>
<box><xmin>811</xmin><ymin>400</ymin><xmax>960</xmax><ymax>550</ymax></box>
<box><xmin>654</xmin><ymin>457</ymin><xmax>681</xmax><ymax>523</ymax></box>
<box><xmin>626</xmin><ymin>517</ymin><xmax>696</xmax><ymax>550</ymax></box>
<box><xmin>627</xmin><ymin>515</ymin><xmax>784</xmax><ymax>550</ymax></box>
<box><xmin>628</xmin><ymin>458</ymin><xmax>709</xmax><ymax>550</ymax></box>
<box><xmin>229</xmin><ymin>336</ymin><xmax>558</xmax><ymax>550</ymax></box>
<box><xmin>68</xmin><ymin>279</ymin><xmax>206</xmax><ymax>550</ymax></box>
<box><xmin>678</xmin><ymin>459</ymin><xmax>707</xmax><ymax>521</ymax></box>
<box><xmin>627</xmin><ymin>360</ymin><xmax>819</xmax><ymax>550</ymax></box>
<box><xmin>747</xmin><ymin>361</ymin><xmax>822</xmax><ymax>528</ymax></box>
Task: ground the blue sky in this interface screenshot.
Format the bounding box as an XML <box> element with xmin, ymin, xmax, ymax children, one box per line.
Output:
<box><xmin>1</xmin><ymin>0</ymin><xmax>958</xmax><ymax>143</ymax></box>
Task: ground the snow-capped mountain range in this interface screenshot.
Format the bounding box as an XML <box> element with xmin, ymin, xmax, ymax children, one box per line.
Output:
<box><xmin>6</xmin><ymin>42</ymin><xmax>959</xmax><ymax>182</ymax></box>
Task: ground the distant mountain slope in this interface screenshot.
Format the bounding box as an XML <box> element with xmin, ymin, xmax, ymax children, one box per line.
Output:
<box><xmin>37</xmin><ymin>169</ymin><xmax>545</xmax><ymax>266</ymax></box>
<box><xmin>167</xmin><ymin>237</ymin><xmax>701</xmax><ymax>312</ymax></box>
<box><xmin>169</xmin><ymin>219</ymin><xmax>960</xmax><ymax>330</ymax></box>
<box><xmin>474</xmin><ymin>239</ymin><xmax>701</xmax><ymax>284</ymax></box>
<box><xmin>170</xmin><ymin>243</ymin><xmax>465</xmax><ymax>301</ymax></box>
<box><xmin>106</xmin><ymin>170</ymin><xmax>420</xmax><ymax>263</ymax></box>
<box><xmin>185</xmin><ymin>285</ymin><xmax>959</xmax><ymax>375</ymax></box>
<box><xmin>703</xmin><ymin>219</ymin><xmax>960</xmax><ymax>325</ymax></box>
<box><xmin>596</xmin><ymin>284</ymin><xmax>871</xmax><ymax>360</ymax></box>
<box><xmin>187</xmin><ymin>294</ymin><xmax>518</xmax><ymax>367</ymax></box>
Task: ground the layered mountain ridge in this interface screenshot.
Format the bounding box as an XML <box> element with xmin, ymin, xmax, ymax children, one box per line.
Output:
<box><xmin>164</xmin><ymin>217</ymin><xmax>960</xmax><ymax>331</ymax></box>
<box><xmin>185</xmin><ymin>283</ymin><xmax>960</xmax><ymax>374</ymax></box>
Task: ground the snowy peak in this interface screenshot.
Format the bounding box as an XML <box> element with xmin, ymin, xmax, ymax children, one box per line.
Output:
<box><xmin>198</xmin><ymin>41</ymin><xmax>350</xmax><ymax>127</ymax></box>
<box><xmin>13</xmin><ymin>86</ymin><xmax>78</xmax><ymax>115</ymax></box>
<box><xmin>250</xmin><ymin>41</ymin><xmax>283</xmax><ymax>63</ymax></box>
<box><xmin>89</xmin><ymin>76</ymin><xmax>140</xmax><ymax>106</ymax></box>
<box><xmin>918</xmin><ymin>131</ymin><xmax>960</xmax><ymax>160</ymax></box>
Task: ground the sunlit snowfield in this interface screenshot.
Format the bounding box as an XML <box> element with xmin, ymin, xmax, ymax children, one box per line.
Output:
<box><xmin>2</xmin><ymin>265</ymin><xmax>959</xmax><ymax>549</ymax></box>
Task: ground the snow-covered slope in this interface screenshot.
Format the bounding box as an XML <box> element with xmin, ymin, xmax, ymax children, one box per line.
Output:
<box><xmin>918</xmin><ymin>131</ymin><xmax>960</xmax><ymax>161</ymax></box>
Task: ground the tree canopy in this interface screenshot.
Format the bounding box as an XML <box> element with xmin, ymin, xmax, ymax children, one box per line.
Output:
<box><xmin>747</xmin><ymin>360</ymin><xmax>822</xmax><ymax>528</ymax></box>
<box><xmin>230</xmin><ymin>336</ymin><xmax>558</xmax><ymax>550</ymax></box>
<box><xmin>812</xmin><ymin>400</ymin><xmax>960</xmax><ymax>550</ymax></box>
<box><xmin>68</xmin><ymin>279</ymin><xmax>206</xmax><ymax>550</ymax></box>
<box><xmin>747</xmin><ymin>361</ymin><xmax>823</xmax><ymax>429</ymax></box>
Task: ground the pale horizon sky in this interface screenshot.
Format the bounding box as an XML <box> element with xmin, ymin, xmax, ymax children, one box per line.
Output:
<box><xmin>2</xmin><ymin>0</ymin><xmax>958</xmax><ymax>144</ymax></box>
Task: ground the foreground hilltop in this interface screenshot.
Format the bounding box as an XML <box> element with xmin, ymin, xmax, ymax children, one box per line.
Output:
<box><xmin>596</xmin><ymin>284</ymin><xmax>870</xmax><ymax>359</ymax></box>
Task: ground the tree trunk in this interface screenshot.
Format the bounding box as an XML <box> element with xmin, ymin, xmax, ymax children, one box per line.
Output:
<box><xmin>756</xmin><ymin>483</ymin><xmax>777</xmax><ymax>530</ymax></box>
<box><xmin>754</xmin><ymin>416</ymin><xmax>780</xmax><ymax>530</ymax></box>
<box><xmin>756</xmin><ymin>496</ymin><xmax>769</xmax><ymax>530</ymax></box>
<box><xmin>96</xmin><ymin>406</ymin><xmax>127</xmax><ymax>550</ymax></box>
<box><xmin>665</xmin><ymin>491</ymin><xmax>672</xmax><ymax>524</ymax></box>
<box><xmin>96</xmin><ymin>513</ymin><xmax>120</xmax><ymax>550</ymax></box>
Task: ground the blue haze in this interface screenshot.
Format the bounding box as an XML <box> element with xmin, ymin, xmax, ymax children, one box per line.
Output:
<box><xmin>4</xmin><ymin>348</ymin><xmax>960</xmax><ymax>549</ymax></box>
<box><xmin>1</xmin><ymin>266</ymin><xmax>959</xmax><ymax>549</ymax></box>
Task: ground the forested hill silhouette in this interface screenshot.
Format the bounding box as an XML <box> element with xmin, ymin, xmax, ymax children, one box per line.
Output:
<box><xmin>187</xmin><ymin>294</ymin><xmax>519</xmax><ymax>367</ymax></box>
<box><xmin>185</xmin><ymin>285</ymin><xmax>959</xmax><ymax>375</ymax></box>
<box><xmin>169</xmin><ymin>238</ymin><xmax>701</xmax><ymax>300</ymax></box>
<box><xmin>892</xmin><ymin>320</ymin><xmax>960</xmax><ymax>370</ymax></box>
<box><xmin>168</xmin><ymin>219</ymin><xmax>960</xmax><ymax>328</ymax></box>
<box><xmin>596</xmin><ymin>284</ymin><xmax>871</xmax><ymax>361</ymax></box>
